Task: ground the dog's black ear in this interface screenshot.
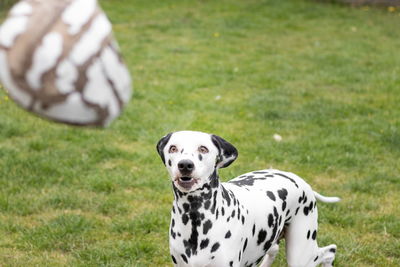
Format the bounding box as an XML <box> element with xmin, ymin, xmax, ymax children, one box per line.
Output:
<box><xmin>156</xmin><ymin>132</ymin><xmax>173</xmax><ymax>165</ymax></box>
<box><xmin>211</xmin><ymin>134</ymin><xmax>238</xmax><ymax>168</ymax></box>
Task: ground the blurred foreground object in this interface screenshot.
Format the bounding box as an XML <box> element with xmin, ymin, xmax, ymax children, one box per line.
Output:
<box><xmin>0</xmin><ymin>0</ymin><xmax>132</xmax><ymax>127</ymax></box>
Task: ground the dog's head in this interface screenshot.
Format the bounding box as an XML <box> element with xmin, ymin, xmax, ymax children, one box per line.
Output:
<box><xmin>156</xmin><ymin>131</ymin><xmax>238</xmax><ymax>193</ymax></box>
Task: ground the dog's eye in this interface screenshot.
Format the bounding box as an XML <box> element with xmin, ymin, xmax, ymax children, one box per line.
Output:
<box><xmin>198</xmin><ymin>146</ymin><xmax>209</xmax><ymax>154</ymax></box>
<box><xmin>169</xmin><ymin>145</ymin><xmax>178</xmax><ymax>153</ymax></box>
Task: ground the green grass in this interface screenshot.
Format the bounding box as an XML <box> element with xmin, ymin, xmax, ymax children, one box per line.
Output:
<box><xmin>1</xmin><ymin>0</ymin><xmax>400</xmax><ymax>265</ymax></box>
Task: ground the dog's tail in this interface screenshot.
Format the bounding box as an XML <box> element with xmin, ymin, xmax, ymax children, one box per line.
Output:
<box><xmin>313</xmin><ymin>191</ymin><xmax>341</xmax><ymax>203</ymax></box>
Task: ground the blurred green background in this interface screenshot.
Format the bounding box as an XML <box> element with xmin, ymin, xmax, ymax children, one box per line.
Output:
<box><xmin>0</xmin><ymin>0</ymin><xmax>399</xmax><ymax>266</ymax></box>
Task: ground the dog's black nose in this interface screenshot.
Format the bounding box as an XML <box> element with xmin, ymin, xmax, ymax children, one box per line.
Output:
<box><xmin>178</xmin><ymin>160</ymin><xmax>195</xmax><ymax>174</ymax></box>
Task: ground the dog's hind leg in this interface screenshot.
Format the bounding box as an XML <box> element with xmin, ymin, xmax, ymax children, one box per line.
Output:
<box><xmin>284</xmin><ymin>204</ymin><xmax>337</xmax><ymax>267</ymax></box>
<box><xmin>259</xmin><ymin>244</ymin><xmax>279</xmax><ymax>267</ymax></box>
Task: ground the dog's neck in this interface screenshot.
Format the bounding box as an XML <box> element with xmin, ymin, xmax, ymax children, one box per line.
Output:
<box><xmin>170</xmin><ymin>171</ymin><xmax>227</xmax><ymax>257</ymax></box>
<box><xmin>170</xmin><ymin>171</ymin><xmax>239</xmax><ymax>258</ymax></box>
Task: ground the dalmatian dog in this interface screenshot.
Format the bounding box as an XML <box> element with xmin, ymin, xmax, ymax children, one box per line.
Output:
<box><xmin>156</xmin><ymin>131</ymin><xmax>340</xmax><ymax>267</ymax></box>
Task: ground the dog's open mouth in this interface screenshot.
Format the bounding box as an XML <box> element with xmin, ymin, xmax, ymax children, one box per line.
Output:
<box><xmin>176</xmin><ymin>176</ymin><xmax>197</xmax><ymax>190</ymax></box>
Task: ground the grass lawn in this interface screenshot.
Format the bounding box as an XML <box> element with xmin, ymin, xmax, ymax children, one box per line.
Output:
<box><xmin>1</xmin><ymin>0</ymin><xmax>400</xmax><ymax>266</ymax></box>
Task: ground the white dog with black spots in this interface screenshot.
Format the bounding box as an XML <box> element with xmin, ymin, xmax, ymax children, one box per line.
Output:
<box><xmin>157</xmin><ymin>131</ymin><xmax>339</xmax><ymax>267</ymax></box>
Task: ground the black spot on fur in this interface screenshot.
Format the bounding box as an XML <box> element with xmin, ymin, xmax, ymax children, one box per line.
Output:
<box><xmin>210</xmin><ymin>171</ymin><xmax>219</xmax><ymax>188</ymax></box>
<box><xmin>299</xmin><ymin>191</ymin><xmax>305</xmax><ymax>203</ymax></box>
<box><xmin>229</xmin><ymin>261</ymin><xmax>233</xmax><ymax>267</ymax></box>
<box><xmin>263</xmin><ymin>206</ymin><xmax>279</xmax><ymax>252</ymax></box>
<box><xmin>211</xmin><ymin>242</ymin><xmax>220</xmax><ymax>253</ymax></box>
<box><xmin>241</xmin><ymin>215</ymin><xmax>245</xmax><ymax>224</ymax></box>
<box><xmin>257</xmin><ymin>229</ymin><xmax>267</xmax><ymax>245</ymax></box>
<box><xmin>268</xmin><ymin>214</ymin><xmax>274</xmax><ymax>227</ymax></box>
<box><xmin>170</xmin><ymin>219</ymin><xmax>176</xmax><ymax>239</ymax></box>
<box><xmin>252</xmin><ymin>224</ymin><xmax>256</xmax><ymax>236</ymax></box>
<box><xmin>222</xmin><ymin>186</ymin><xmax>231</xmax><ymax>206</ymax></box>
<box><xmin>312</xmin><ymin>230</ymin><xmax>317</xmax><ymax>240</ymax></box>
<box><xmin>225</xmin><ymin>231</ymin><xmax>231</xmax><ymax>238</ymax></box>
<box><xmin>200</xmin><ymin>238</ymin><xmax>209</xmax><ymax>249</ymax></box>
<box><xmin>204</xmin><ymin>200</ymin><xmax>211</xmax><ymax>210</ymax></box>
<box><xmin>314</xmin><ymin>256</ymin><xmax>319</xmax><ymax>262</ymax></box>
<box><xmin>181</xmin><ymin>254</ymin><xmax>188</xmax><ymax>263</ymax></box>
<box><xmin>183</xmin><ymin>203</ymin><xmax>190</xmax><ymax>212</ymax></box>
<box><xmin>266</xmin><ymin>191</ymin><xmax>276</xmax><ymax>201</ymax></box>
<box><xmin>282</xmin><ymin>201</ymin><xmax>287</xmax><ymax>211</ymax></box>
<box><xmin>211</xmin><ymin>190</ymin><xmax>218</xmax><ymax>213</ymax></box>
<box><xmin>229</xmin><ymin>176</ymin><xmax>267</xmax><ymax>186</ymax></box>
<box><xmin>309</xmin><ymin>201</ymin><xmax>314</xmax><ymax>212</ymax></box>
<box><xmin>198</xmin><ymin>154</ymin><xmax>202</xmax><ymax>161</ymax></box>
<box><xmin>171</xmin><ymin>255</ymin><xmax>177</xmax><ymax>264</ymax></box>
<box><xmin>304</xmin><ymin>206</ymin><xmax>309</xmax><ymax>216</ymax></box>
<box><xmin>168</xmin><ymin>159</ymin><xmax>172</xmax><ymax>166</ymax></box>
<box><xmin>329</xmin><ymin>247</ymin><xmax>336</xmax><ymax>253</ymax></box>
<box><xmin>273</xmin><ymin>172</ymin><xmax>299</xmax><ymax>188</ymax></box>
<box><xmin>182</xmin><ymin>214</ymin><xmax>189</xmax><ymax>225</ymax></box>
<box><xmin>256</xmin><ymin>256</ymin><xmax>264</xmax><ymax>264</ymax></box>
<box><xmin>203</xmin><ymin>220</ymin><xmax>212</xmax><ymax>235</ymax></box>
<box><xmin>307</xmin><ymin>230</ymin><xmax>310</xmax><ymax>239</ymax></box>
<box><xmin>277</xmin><ymin>188</ymin><xmax>288</xmax><ymax>201</ymax></box>
<box><xmin>243</xmin><ymin>238</ymin><xmax>248</xmax><ymax>252</ymax></box>
<box><xmin>183</xmin><ymin>240</ymin><xmax>192</xmax><ymax>258</ymax></box>
<box><xmin>252</xmin><ymin>171</ymin><xmax>269</xmax><ymax>174</ymax></box>
<box><xmin>295</xmin><ymin>207</ymin><xmax>300</xmax><ymax>215</ymax></box>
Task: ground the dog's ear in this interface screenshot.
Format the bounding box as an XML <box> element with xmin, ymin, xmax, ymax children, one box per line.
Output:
<box><xmin>156</xmin><ymin>132</ymin><xmax>173</xmax><ymax>165</ymax></box>
<box><xmin>211</xmin><ymin>134</ymin><xmax>238</xmax><ymax>169</ymax></box>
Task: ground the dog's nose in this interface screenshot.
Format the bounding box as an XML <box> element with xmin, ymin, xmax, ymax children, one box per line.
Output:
<box><xmin>178</xmin><ymin>160</ymin><xmax>195</xmax><ymax>174</ymax></box>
